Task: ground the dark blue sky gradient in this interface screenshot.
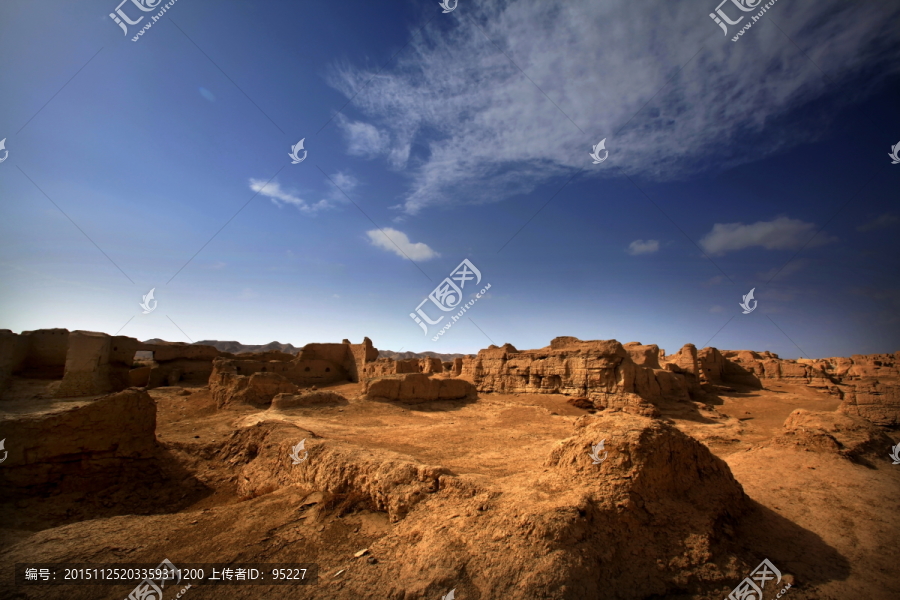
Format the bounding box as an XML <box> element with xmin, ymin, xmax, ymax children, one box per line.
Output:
<box><xmin>1</xmin><ymin>0</ymin><xmax>898</xmax><ymax>358</ymax></box>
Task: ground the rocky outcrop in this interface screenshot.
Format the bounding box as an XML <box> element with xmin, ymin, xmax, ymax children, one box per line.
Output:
<box><xmin>837</xmin><ymin>380</ymin><xmax>900</xmax><ymax>427</ymax></box>
<box><xmin>718</xmin><ymin>350</ymin><xmax>832</xmax><ymax>387</ymax></box>
<box><xmin>270</xmin><ymin>390</ymin><xmax>349</xmax><ymax>409</ymax></box>
<box><xmin>711</xmin><ymin>350</ymin><xmax>900</xmax><ymax>426</ymax></box>
<box><xmin>623</xmin><ymin>342</ymin><xmax>661</xmax><ymax>369</ymax></box>
<box><xmin>662</xmin><ymin>343</ymin><xmax>699</xmax><ymax>377</ymax></box>
<box><xmin>211</xmin><ymin>370</ymin><xmax>298</xmax><ymax>409</ymax></box>
<box><xmin>457</xmin><ymin>337</ymin><xmax>695</xmax><ymax>409</ymax></box>
<box><xmin>772</xmin><ymin>409</ymin><xmax>895</xmax><ymax>460</ymax></box>
<box><xmin>0</xmin><ymin>388</ymin><xmax>158</xmax><ymax>495</ymax></box>
<box><xmin>363</xmin><ymin>374</ymin><xmax>477</xmax><ymax>404</ymax></box>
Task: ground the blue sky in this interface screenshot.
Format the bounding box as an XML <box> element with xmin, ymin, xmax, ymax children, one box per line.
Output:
<box><xmin>1</xmin><ymin>0</ymin><xmax>898</xmax><ymax>358</ymax></box>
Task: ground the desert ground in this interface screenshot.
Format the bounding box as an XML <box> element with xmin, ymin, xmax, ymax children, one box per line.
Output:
<box><xmin>1</xmin><ymin>331</ymin><xmax>898</xmax><ymax>600</ymax></box>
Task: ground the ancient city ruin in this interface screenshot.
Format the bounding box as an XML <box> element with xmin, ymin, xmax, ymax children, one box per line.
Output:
<box><xmin>1</xmin><ymin>328</ymin><xmax>897</xmax><ymax>599</ymax></box>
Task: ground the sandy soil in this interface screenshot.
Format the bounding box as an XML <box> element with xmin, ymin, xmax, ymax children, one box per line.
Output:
<box><xmin>1</xmin><ymin>379</ymin><xmax>898</xmax><ymax>600</ymax></box>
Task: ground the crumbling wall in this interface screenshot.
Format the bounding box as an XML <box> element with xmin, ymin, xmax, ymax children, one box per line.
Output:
<box><xmin>345</xmin><ymin>337</ymin><xmax>379</xmax><ymax>382</ymax></box>
<box><xmin>0</xmin><ymin>388</ymin><xmax>158</xmax><ymax>495</ymax></box>
<box><xmin>363</xmin><ymin>373</ymin><xmax>477</xmax><ymax>404</ymax></box>
<box><xmin>56</xmin><ymin>332</ymin><xmax>129</xmax><ymax>397</ymax></box>
<box><xmin>458</xmin><ymin>338</ymin><xmax>696</xmax><ymax>408</ymax></box>
<box><xmin>20</xmin><ymin>328</ymin><xmax>70</xmax><ymax>376</ymax></box>
<box><xmin>0</xmin><ymin>330</ymin><xmax>29</xmax><ymax>395</ymax></box>
<box><xmin>0</xmin><ymin>329</ymin><xmax>70</xmax><ymax>391</ymax></box>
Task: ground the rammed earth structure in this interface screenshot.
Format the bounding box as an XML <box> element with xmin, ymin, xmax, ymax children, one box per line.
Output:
<box><xmin>731</xmin><ymin>0</ymin><xmax>780</xmax><ymax>42</ymax></box>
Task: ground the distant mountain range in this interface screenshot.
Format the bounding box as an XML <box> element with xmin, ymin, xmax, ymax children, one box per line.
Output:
<box><xmin>142</xmin><ymin>339</ymin><xmax>468</xmax><ymax>362</ymax></box>
<box><xmin>194</xmin><ymin>340</ymin><xmax>303</xmax><ymax>355</ymax></box>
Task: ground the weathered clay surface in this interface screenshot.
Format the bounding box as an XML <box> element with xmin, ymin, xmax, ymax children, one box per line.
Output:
<box><xmin>211</xmin><ymin>371</ymin><xmax>298</xmax><ymax>409</ymax></box>
<box><xmin>270</xmin><ymin>390</ymin><xmax>349</xmax><ymax>409</ymax></box>
<box><xmin>837</xmin><ymin>380</ymin><xmax>900</xmax><ymax>427</ymax></box>
<box><xmin>458</xmin><ymin>338</ymin><xmax>695</xmax><ymax>409</ymax></box>
<box><xmin>220</xmin><ymin>421</ymin><xmax>451</xmax><ymax>522</ymax></box>
<box><xmin>712</xmin><ymin>350</ymin><xmax>900</xmax><ymax>426</ymax></box>
<box><xmin>372</xmin><ymin>413</ymin><xmax>749</xmax><ymax>599</ymax></box>
<box><xmin>363</xmin><ymin>373</ymin><xmax>476</xmax><ymax>403</ymax></box>
<box><xmin>0</xmin><ymin>388</ymin><xmax>157</xmax><ymax>494</ymax></box>
<box><xmin>2</xmin><ymin>334</ymin><xmax>899</xmax><ymax>600</ymax></box>
<box><xmin>772</xmin><ymin>408</ymin><xmax>895</xmax><ymax>460</ymax></box>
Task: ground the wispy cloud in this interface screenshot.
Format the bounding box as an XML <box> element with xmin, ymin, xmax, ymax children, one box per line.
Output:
<box><xmin>699</xmin><ymin>217</ymin><xmax>836</xmax><ymax>255</ymax></box>
<box><xmin>327</xmin><ymin>0</ymin><xmax>900</xmax><ymax>214</ymax></box>
<box><xmin>757</xmin><ymin>258</ymin><xmax>808</xmax><ymax>282</ymax></box>
<box><xmin>627</xmin><ymin>239</ymin><xmax>659</xmax><ymax>255</ymax></box>
<box><xmin>337</xmin><ymin>114</ymin><xmax>391</xmax><ymax>159</ymax></box>
<box><xmin>365</xmin><ymin>228</ymin><xmax>439</xmax><ymax>261</ymax></box>
<box><xmin>857</xmin><ymin>213</ymin><xmax>899</xmax><ymax>232</ymax></box>
<box><xmin>249</xmin><ymin>172</ymin><xmax>358</xmax><ymax>214</ymax></box>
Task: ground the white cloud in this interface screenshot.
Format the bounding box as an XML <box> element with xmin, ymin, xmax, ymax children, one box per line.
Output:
<box><xmin>699</xmin><ymin>217</ymin><xmax>837</xmax><ymax>255</ymax></box>
<box><xmin>365</xmin><ymin>228</ymin><xmax>439</xmax><ymax>261</ymax></box>
<box><xmin>327</xmin><ymin>0</ymin><xmax>900</xmax><ymax>214</ymax></box>
<box><xmin>857</xmin><ymin>213</ymin><xmax>899</xmax><ymax>232</ymax></box>
<box><xmin>249</xmin><ymin>172</ymin><xmax>358</xmax><ymax>214</ymax></box>
<box><xmin>325</xmin><ymin>171</ymin><xmax>359</xmax><ymax>202</ymax></box>
<box><xmin>627</xmin><ymin>239</ymin><xmax>659</xmax><ymax>255</ymax></box>
<box><xmin>337</xmin><ymin>115</ymin><xmax>391</xmax><ymax>158</ymax></box>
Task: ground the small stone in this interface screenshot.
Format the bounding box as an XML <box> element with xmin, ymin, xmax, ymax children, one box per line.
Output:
<box><xmin>354</xmin><ymin>548</ymin><xmax>369</xmax><ymax>558</ymax></box>
<box><xmin>193</xmin><ymin>435</ymin><xmax>200</xmax><ymax>439</ymax></box>
<box><xmin>367</xmin><ymin>556</ymin><xmax>378</xmax><ymax>564</ymax></box>
<box><xmin>333</xmin><ymin>569</ymin><xmax>345</xmax><ymax>578</ymax></box>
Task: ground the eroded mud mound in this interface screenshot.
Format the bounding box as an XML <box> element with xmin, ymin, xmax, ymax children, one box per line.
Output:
<box><xmin>212</xmin><ymin>420</ymin><xmax>452</xmax><ymax>522</ymax></box>
<box><xmin>203</xmin><ymin>413</ymin><xmax>751</xmax><ymax>599</ymax></box>
<box><xmin>270</xmin><ymin>390</ymin><xmax>350</xmax><ymax>409</ymax></box>
<box><xmin>772</xmin><ymin>408</ymin><xmax>896</xmax><ymax>462</ymax></box>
